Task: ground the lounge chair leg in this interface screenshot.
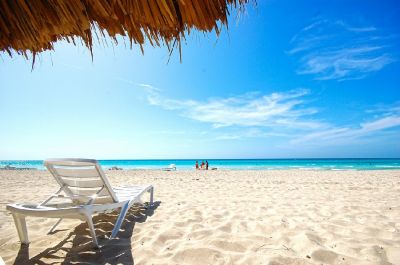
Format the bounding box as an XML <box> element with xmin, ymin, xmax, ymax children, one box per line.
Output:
<box><xmin>11</xmin><ymin>213</ymin><xmax>29</xmax><ymax>244</ymax></box>
<box><xmin>48</xmin><ymin>218</ymin><xmax>63</xmax><ymax>234</ymax></box>
<box><xmin>110</xmin><ymin>202</ymin><xmax>131</xmax><ymax>239</ymax></box>
<box><xmin>84</xmin><ymin>214</ymin><xmax>99</xmax><ymax>248</ymax></box>
<box><xmin>149</xmin><ymin>187</ymin><xmax>154</xmax><ymax>205</ymax></box>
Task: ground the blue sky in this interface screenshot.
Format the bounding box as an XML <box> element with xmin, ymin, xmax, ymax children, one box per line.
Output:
<box><xmin>1</xmin><ymin>0</ymin><xmax>399</xmax><ymax>159</ymax></box>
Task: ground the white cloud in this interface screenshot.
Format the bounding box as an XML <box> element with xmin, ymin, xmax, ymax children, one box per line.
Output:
<box><xmin>334</xmin><ymin>20</ymin><xmax>377</xmax><ymax>32</ymax></box>
<box><xmin>292</xmin><ymin>110</ymin><xmax>400</xmax><ymax>145</ymax></box>
<box><xmin>298</xmin><ymin>48</ymin><xmax>393</xmax><ymax>80</ymax></box>
<box><xmin>139</xmin><ymin>84</ymin><xmax>400</xmax><ymax>147</ymax></box>
<box><xmin>361</xmin><ymin>116</ymin><xmax>400</xmax><ymax>132</ymax></box>
<box><xmin>366</xmin><ymin>102</ymin><xmax>400</xmax><ymax>115</ymax></box>
<box><xmin>140</xmin><ymin>85</ymin><xmax>325</xmax><ymax>129</ymax></box>
<box><xmin>289</xmin><ymin>18</ymin><xmax>396</xmax><ymax>80</ymax></box>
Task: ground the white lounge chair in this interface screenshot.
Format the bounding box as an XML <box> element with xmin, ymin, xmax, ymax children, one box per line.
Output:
<box><xmin>6</xmin><ymin>158</ymin><xmax>154</xmax><ymax>247</ymax></box>
<box><xmin>162</xmin><ymin>164</ymin><xmax>176</xmax><ymax>171</ymax></box>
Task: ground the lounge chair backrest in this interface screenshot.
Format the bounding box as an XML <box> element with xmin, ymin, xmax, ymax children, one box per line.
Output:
<box><xmin>44</xmin><ymin>158</ymin><xmax>118</xmax><ymax>204</ymax></box>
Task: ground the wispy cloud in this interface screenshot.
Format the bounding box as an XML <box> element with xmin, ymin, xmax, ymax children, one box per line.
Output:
<box><xmin>288</xmin><ymin>18</ymin><xmax>396</xmax><ymax>80</ymax></box>
<box><xmin>366</xmin><ymin>101</ymin><xmax>400</xmax><ymax>115</ymax></box>
<box><xmin>292</xmin><ymin>104</ymin><xmax>400</xmax><ymax>144</ymax></box>
<box><xmin>138</xmin><ymin>84</ymin><xmax>325</xmax><ymax>129</ymax></box>
<box><xmin>138</xmin><ymin>84</ymin><xmax>400</xmax><ymax>147</ymax></box>
<box><xmin>334</xmin><ymin>20</ymin><xmax>377</xmax><ymax>32</ymax></box>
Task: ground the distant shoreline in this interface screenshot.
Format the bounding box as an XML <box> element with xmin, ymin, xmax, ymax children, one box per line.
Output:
<box><xmin>1</xmin><ymin>158</ymin><xmax>400</xmax><ymax>171</ymax></box>
<box><xmin>1</xmin><ymin>169</ymin><xmax>400</xmax><ymax>173</ymax></box>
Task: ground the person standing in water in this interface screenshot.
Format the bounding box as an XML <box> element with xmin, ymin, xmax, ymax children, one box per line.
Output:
<box><xmin>206</xmin><ymin>161</ymin><xmax>209</xmax><ymax>170</ymax></box>
<box><xmin>195</xmin><ymin>161</ymin><xmax>199</xmax><ymax>170</ymax></box>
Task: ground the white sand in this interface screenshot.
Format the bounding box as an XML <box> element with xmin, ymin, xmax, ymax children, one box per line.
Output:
<box><xmin>0</xmin><ymin>169</ymin><xmax>399</xmax><ymax>265</ymax></box>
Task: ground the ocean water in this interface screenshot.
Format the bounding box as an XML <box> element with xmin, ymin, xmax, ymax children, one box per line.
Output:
<box><xmin>0</xmin><ymin>159</ymin><xmax>399</xmax><ymax>170</ymax></box>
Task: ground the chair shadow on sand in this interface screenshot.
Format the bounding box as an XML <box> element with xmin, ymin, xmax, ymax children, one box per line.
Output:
<box><xmin>13</xmin><ymin>201</ymin><xmax>160</xmax><ymax>265</ymax></box>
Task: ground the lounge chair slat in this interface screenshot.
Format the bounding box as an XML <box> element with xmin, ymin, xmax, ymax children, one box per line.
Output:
<box><xmin>54</xmin><ymin>168</ymin><xmax>99</xmax><ymax>178</ymax></box>
<box><xmin>60</xmin><ymin>177</ymin><xmax>103</xmax><ymax>188</ymax></box>
<box><xmin>68</xmin><ymin>186</ymin><xmax>111</xmax><ymax>196</ymax></box>
<box><xmin>44</xmin><ymin>158</ymin><xmax>98</xmax><ymax>167</ymax></box>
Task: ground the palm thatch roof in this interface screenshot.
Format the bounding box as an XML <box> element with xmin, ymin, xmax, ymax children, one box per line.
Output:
<box><xmin>0</xmin><ymin>0</ymin><xmax>249</xmax><ymax>61</ymax></box>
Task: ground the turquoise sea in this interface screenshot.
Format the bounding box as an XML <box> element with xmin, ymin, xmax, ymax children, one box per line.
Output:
<box><xmin>0</xmin><ymin>159</ymin><xmax>399</xmax><ymax>170</ymax></box>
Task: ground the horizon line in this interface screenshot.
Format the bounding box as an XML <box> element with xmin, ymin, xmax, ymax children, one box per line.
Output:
<box><xmin>1</xmin><ymin>157</ymin><xmax>400</xmax><ymax>161</ymax></box>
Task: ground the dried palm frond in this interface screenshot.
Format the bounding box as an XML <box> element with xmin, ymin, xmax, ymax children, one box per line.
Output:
<box><xmin>0</xmin><ymin>0</ymin><xmax>250</xmax><ymax>63</ymax></box>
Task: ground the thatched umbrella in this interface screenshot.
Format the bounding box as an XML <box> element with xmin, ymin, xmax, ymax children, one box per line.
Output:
<box><xmin>0</xmin><ymin>0</ymin><xmax>249</xmax><ymax>63</ymax></box>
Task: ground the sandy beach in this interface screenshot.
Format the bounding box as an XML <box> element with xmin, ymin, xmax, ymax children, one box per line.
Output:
<box><xmin>0</xmin><ymin>169</ymin><xmax>399</xmax><ymax>265</ymax></box>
